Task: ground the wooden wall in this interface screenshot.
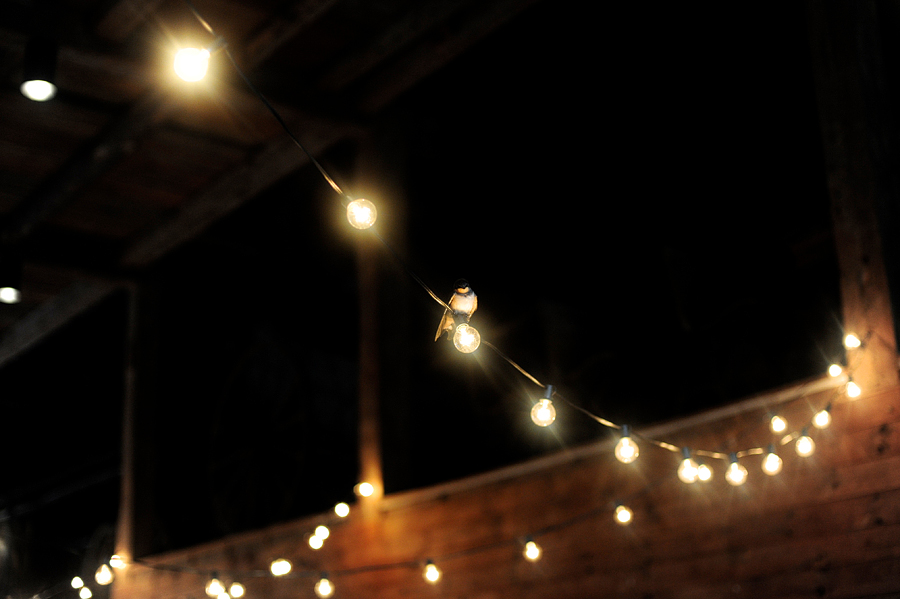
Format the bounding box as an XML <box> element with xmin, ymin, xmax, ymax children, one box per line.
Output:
<box><xmin>111</xmin><ymin>373</ymin><xmax>900</xmax><ymax>598</ymax></box>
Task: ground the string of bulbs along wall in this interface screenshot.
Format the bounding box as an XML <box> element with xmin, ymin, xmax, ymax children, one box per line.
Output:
<box><xmin>17</xmin><ymin>2</ymin><xmax>864</xmax><ymax>597</ymax></box>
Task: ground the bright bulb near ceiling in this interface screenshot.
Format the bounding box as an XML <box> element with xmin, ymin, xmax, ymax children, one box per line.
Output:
<box><xmin>109</xmin><ymin>554</ymin><xmax>126</xmax><ymax>569</ymax></box>
<box><xmin>355</xmin><ymin>481</ymin><xmax>374</xmax><ymax>497</ymax></box>
<box><xmin>315</xmin><ymin>525</ymin><xmax>330</xmax><ymax>540</ymax></box>
<box><xmin>0</xmin><ymin>287</ymin><xmax>21</xmax><ymax>304</ymax></box>
<box><xmin>270</xmin><ymin>558</ymin><xmax>292</xmax><ymax>576</ymax></box>
<box><xmin>847</xmin><ymin>380</ymin><xmax>861</xmax><ymax>399</ymax></box>
<box><xmin>334</xmin><ymin>502</ymin><xmax>350</xmax><ymax>517</ymax></box>
<box><xmin>229</xmin><ymin>582</ymin><xmax>245</xmax><ymax>598</ymax></box>
<box><xmin>813</xmin><ymin>407</ymin><xmax>832</xmax><ymax>429</ymax></box>
<box><xmin>452</xmin><ymin>323</ymin><xmax>480</xmax><ymax>353</ymax></box>
<box><xmin>844</xmin><ymin>333</ymin><xmax>861</xmax><ymax>349</ymax></box>
<box><xmin>795</xmin><ymin>433</ymin><xmax>815</xmax><ymax>457</ymax></box>
<box><xmin>309</xmin><ymin>534</ymin><xmax>324</xmax><ymax>550</ymax></box>
<box><xmin>346</xmin><ymin>198</ymin><xmax>377</xmax><ymax>229</ymax></box>
<box><xmin>206</xmin><ymin>577</ymin><xmax>226</xmax><ymax>597</ymax></box>
<box><xmin>615</xmin><ymin>504</ymin><xmax>633</xmax><ymax>525</ymax></box>
<box><xmin>762</xmin><ymin>450</ymin><xmax>783</xmax><ymax>475</ymax></box>
<box><xmin>697</xmin><ymin>462</ymin><xmax>713</xmax><ymax>482</ymax></box>
<box><xmin>523</xmin><ymin>540</ymin><xmax>542</xmax><ymax>561</ymax></box>
<box><xmin>71</xmin><ymin>577</ymin><xmax>84</xmax><ymax>589</ymax></box>
<box><xmin>828</xmin><ymin>363</ymin><xmax>843</xmax><ymax>377</ymax></box>
<box><xmin>677</xmin><ymin>448</ymin><xmax>699</xmax><ymax>484</ymax></box>
<box><xmin>217</xmin><ymin>593</ymin><xmax>229</xmax><ymax>599</ymax></box>
<box><xmin>770</xmin><ymin>415</ymin><xmax>787</xmax><ymax>434</ymax></box>
<box><xmin>725</xmin><ymin>457</ymin><xmax>748</xmax><ymax>486</ymax></box>
<box><xmin>174</xmin><ymin>47</ymin><xmax>211</xmax><ymax>81</ymax></box>
<box><xmin>530</xmin><ymin>399</ymin><xmax>556</xmax><ymax>427</ymax></box>
<box><xmin>95</xmin><ymin>563</ymin><xmax>114</xmax><ymax>585</ymax></box>
<box><xmin>79</xmin><ymin>588</ymin><xmax>93</xmax><ymax>599</ymax></box>
<box><xmin>423</xmin><ymin>561</ymin><xmax>441</xmax><ymax>584</ymax></box>
<box><xmin>314</xmin><ymin>576</ymin><xmax>335</xmax><ymax>598</ymax></box>
<box><xmin>614</xmin><ymin>426</ymin><xmax>639</xmax><ymax>464</ymax></box>
<box><xmin>20</xmin><ymin>79</ymin><xmax>56</xmax><ymax>101</ymax></box>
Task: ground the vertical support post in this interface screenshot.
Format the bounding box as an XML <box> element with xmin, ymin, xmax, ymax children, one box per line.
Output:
<box><xmin>808</xmin><ymin>0</ymin><xmax>900</xmax><ymax>392</ymax></box>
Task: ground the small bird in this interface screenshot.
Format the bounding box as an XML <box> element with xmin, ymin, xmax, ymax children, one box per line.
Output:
<box><xmin>435</xmin><ymin>279</ymin><xmax>478</xmax><ymax>341</ymax></box>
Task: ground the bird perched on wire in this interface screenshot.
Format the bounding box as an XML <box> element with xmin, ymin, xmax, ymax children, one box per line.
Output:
<box><xmin>435</xmin><ymin>279</ymin><xmax>478</xmax><ymax>341</ymax></box>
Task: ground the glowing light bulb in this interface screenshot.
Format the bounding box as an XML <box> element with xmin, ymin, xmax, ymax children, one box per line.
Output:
<box><xmin>334</xmin><ymin>502</ymin><xmax>350</xmax><ymax>517</ymax></box>
<box><xmin>206</xmin><ymin>577</ymin><xmax>226</xmax><ymax>597</ymax></box>
<box><xmin>270</xmin><ymin>558</ymin><xmax>292</xmax><ymax>576</ymax></box>
<box><xmin>355</xmin><ymin>482</ymin><xmax>374</xmax><ymax>497</ymax></box>
<box><xmin>20</xmin><ymin>79</ymin><xmax>56</xmax><ymax>102</ymax></box>
<box><xmin>847</xmin><ymin>379</ymin><xmax>861</xmax><ymax>398</ymax></box>
<box><xmin>813</xmin><ymin>406</ymin><xmax>832</xmax><ymax>429</ymax></box>
<box><xmin>677</xmin><ymin>448</ymin><xmax>699</xmax><ymax>484</ymax></box>
<box><xmin>844</xmin><ymin>333</ymin><xmax>862</xmax><ymax>349</ymax></box>
<box><xmin>615</xmin><ymin>504</ymin><xmax>633</xmax><ymax>525</ymax></box>
<box><xmin>346</xmin><ymin>198</ymin><xmax>377</xmax><ymax>229</ymax></box>
<box><xmin>109</xmin><ymin>554</ymin><xmax>126</xmax><ymax>569</ymax></box>
<box><xmin>229</xmin><ymin>582</ymin><xmax>245</xmax><ymax>598</ymax></box>
<box><xmin>828</xmin><ymin>363</ymin><xmax>843</xmax><ymax>377</ymax></box>
<box><xmin>217</xmin><ymin>593</ymin><xmax>229</xmax><ymax>599</ymax></box>
<box><xmin>762</xmin><ymin>446</ymin><xmax>783</xmax><ymax>475</ymax></box>
<box><xmin>725</xmin><ymin>454</ymin><xmax>748</xmax><ymax>486</ymax></box>
<box><xmin>770</xmin><ymin>414</ymin><xmax>787</xmax><ymax>434</ymax></box>
<box><xmin>614</xmin><ymin>425</ymin><xmax>639</xmax><ymax>464</ymax></box>
<box><xmin>315</xmin><ymin>525</ymin><xmax>330</xmax><ymax>539</ymax></box>
<box><xmin>796</xmin><ymin>432</ymin><xmax>815</xmax><ymax>457</ymax></box>
<box><xmin>315</xmin><ymin>576</ymin><xmax>335</xmax><ymax>598</ymax></box>
<box><xmin>174</xmin><ymin>47</ymin><xmax>210</xmax><ymax>81</ymax></box>
<box><xmin>95</xmin><ymin>563</ymin><xmax>114</xmax><ymax>585</ymax></box>
<box><xmin>423</xmin><ymin>561</ymin><xmax>441</xmax><ymax>584</ymax></box>
<box><xmin>0</xmin><ymin>287</ymin><xmax>21</xmax><ymax>304</ymax></box>
<box><xmin>309</xmin><ymin>534</ymin><xmax>324</xmax><ymax>550</ymax></box>
<box><xmin>452</xmin><ymin>323</ymin><xmax>480</xmax><ymax>353</ymax></box>
<box><xmin>523</xmin><ymin>539</ymin><xmax>542</xmax><ymax>561</ymax></box>
<box><xmin>80</xmin><ymin>588</ymin><xmax>93</xmax><ymax>599</ymax></box>
<box><xmin>71</xmin><ymin>577</ymin><xmax>84</xmax><ymax>589</ymax></box>
<box><xmin>531</xmin><ymin>399</ymin><xmax>556</xmax><ymax>427</ymax></box>
<box><xmin>697</xmin><ymin>462</ymin><xmax>713</xmax><ymax>482</ymax></box>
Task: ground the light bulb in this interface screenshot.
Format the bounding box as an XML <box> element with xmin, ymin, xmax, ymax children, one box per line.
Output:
<box><xmin>80</xmin><ymin>588</ymin><xmax>93</xmax><ymax>599</ymax></box>
<box><xmin>109</xmin><ymin>554</ymin><xmax>126</xmax><ymax>569</ymax></box>
<box><xmin>355</xmin><ymin>481</ymin><xmax>374</xmax><ymax>497</ymax></box>
<box><xmin>423</xmin><ymin>561</ymin><xmax>441</xmax><ymax>583</ymax></box>
<box><xmin>677</xmin><ymin>448</ymin><xmax>699</xmax><ymax>484</ymax></box>
<box><xmin>844</xmin><ymin>333</ymin><xmax>861</xmax><ymax>349</ymax></box>
<box><xmin>334</xmin><ymin>502</ymin><xmax>350</xmax><ymax>517</ymax></box>
<box><xmin>346</xmin><ymin>198</ymin><xmax>377</xmax><ymax>229</ymax></box>
<box><xmin>796</xmin><ymin>433</ymin><xmax>815</xmax><ymax>457</ymax></box>
<box><xmin>309</xmin><ymin>534</ymin><xmax>324</xmax><ymax>550</ymax></box>
<box><xmin>813</xmin><ymin>407</ymin><xmax>832</xmax><ymax>429</ymax></box>
<box><xmin>71</xmin><ymin>577</ymin><xmax>84</xmax><ymax>589</ymax></box>
<box><xmin>270</xmin><ymin>558</ymin><xmax>292</xmax><ymax>576</ymax></box>
<box><xmin>0</xmin><ymin>287</ymin><xmax>21</xmax><ymax>304</ymax></box>
<box><xmin>523</xmin><ymin>539</ymin><xmax>542</xmax><ymax>561</ymax></box>
<box><xmin>452</xmin><ymin>323</ymin><xmax>480</xmax><ymax>353</ymax></box>
<box><xmin>315</xmin><ymin>525</ymin><xmax>330</xmax><ymax>539</ymax></box>
<box><xmin>206</xmin><ymin>577</ymin><xmax>226</xmax><ymax>597</ymax></box>
<box><xmin>614</xmin><ymin>504</ymin><xmax>633</xmax><ymax>525</ymax></box>
<box><xmin>174</xmin><ymin>47</ymin><xmax>210</xmax><ymax>81</ymax></box>
<box><xmin>95</xmin><ymin>563</ymin><xmax>114</xmax><ymax>585</ymax></box>
<box><xmin>828</xmin><ymin>363</ymin><xmax>843</xmax><ymax>377</ymax></box>
<box><xmin>217</xmin><ymin>593</ymin><xmax>229</xmax><ymax>599</ymax></box>
<box><xmin>614</xmin><ymin>425</ymin><xmax>639</xmax><ymax>463</ymax></box>
<box><xmin>20</xmin><ymin>79</ymin><xmax>56</xmax><ymax>102</ymax></box>
<box><xmin>725</xmin><ymin>455</ymin><xmax>748</xmax><ymax>486</ymax></box>
<box><xmin>762</xmin><ymin>448</ymin><xmax>782</xmax><ymax>475</ymax></box>
<box><xmin>315</xmin><ymin>576</ymin><xmax>335</xmax><ymax>598</ymax></box>
<box><xmin>531</xmin><ymin>399</ymin><xmax>556</xmax><ymax>427</ymax></box>
<box><xmin>847</xmin><ymin>379</ymin><xmax>861</xmax><ymax>398</ymax></box>
<box><xmin>697</xmin><ymin>462</ymin><xmax>713</xmax><ymax>482</ymax></box>
<box><xmin>229</xmin><ymin>582</ymin><xmax>245</xmax><ymax>598</ymax></box>
<box><xmin>770</xmin><ymin>415</ymin><xmax>787</xmax><ymax>434</ymax></box>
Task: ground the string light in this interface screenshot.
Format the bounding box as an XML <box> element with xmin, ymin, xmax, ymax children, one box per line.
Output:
<box><xmin>109</xmin><ymin>554</ymin><xmax>126</xmax><ymax>569</ymax></box>
<box><xmin>315</xmin><ymin>575</ymin><xmax>335</xmax><ymax>598</ymax></box>
<box><xmin>20</xmin><ymin>36</ymin><xmax>57</xmax><ymax>102</ymax></box>
<box><xmin>174</xmin><ymin>47</ymin><xmax>211</xmax><ymax>81</ymax></box>
<box><xmin>270</xmin><ymin>558</ymin><xmax>292</xmax><ymax>576</ymax></box>
<box><xmin>315</xmin><ymin>525</ymin><xmax>330</xmax><ymax>539</ymax></box>
<box><xmin>677</xmin><ymin>447</ymin><xmax>699</xmax><ymax>484</ymax></box>
<box><xmin>696</xmin><ymin>461</ymin><xmax>713</xmax><ymax>482</ymax></box>
<box><xmin>229</xmin><ymin>582</ymin><xmax>245</xmax><ymax>598</ymax></box>
<box><xmin>523</xmin><ymin>538</ymin><xmax>542</xmax><ymax>561</ymax></box>
<box><xmin>71</xmin><ymin>577</ymin><xmax>84</xmax><ymax>589</ymax></box>
<box><xmin>846</xmin><ymin>378</ymin><xmax>861</xmax><ymax>398</ymax></box>
<box><xmin>828</xmin><ymin>363</ymin><xmax>843</xmax><ymax>377</ymax></box>
<box><xmin>795</xmin><ymin>429</ymin><xmax>816</xmax><ymax>457</ymax></box>
<box><xmin>95</xmin><ymin>563</ymin><xmax>114</xmax><ymax>585</ymax></box>
<box><xmin>614</xmin><ymin>425</ymin><xmax>639</xmax><ymax>463</ymax></box>
<box><xmin>334</xmin><ymin>502</ymin><xmax>350</xmax><ymax>517</ymax></box>
<box><xmin>761</xmin><ymin>444</ymin><xmax>783</xmax><ymax>475</ymax></box>
<box><xmin>79</xmin><ymin>588</ymin><xmax>92</xmax><ymax>599</ymax></box>
<box><xmin>346</xmin><ymin>199</ymin><xmax>377</xmax><ymax>229</ymax></box>
<box><xmin>355</xmin><ymin>482</ymin><xmax>374</xmax><ymax>497</ymax></box>
<box><xmin>725</xmin><ymin>453</ymin><xmax>748</xmax><ymax>486</ymax></box>
<box><xmin>844</xmin><ymin>333</ymin><xmax>862</xmax><ymax>349</ymax></box>
<box><xmin>206</xmin><ymin>576</ymin><xmax>226</xmax><ymax>597</ymax></box>
<box><xmin>813</xmin><ymin>404</ymin><xmax>832</xmax><ymax>429</ymax></box>
<box><xmin>531</xmin><ymin>385</ymin><xmax>557</xmax><ymax>427</ymax></box>
<box><xmin>614</xmin><ymin>504</ymin><xmax>633</xmax><ymax>525</ymax></box>
<box><xmin>769</xmin><ymin>414</ymin><xmax>788</xmax><ymax>434</ymax></box>
<box><xmin>309</xmin><ymin>534</ymin><xmax>324</xmax><ymax>550</ymax></box>
<box><xmin>452</xmin><ymin>323</ymin><xmax>481</xmax><ymax>353</ymax></box>
<box><xmin>423</xmin><ymin>560</ymin><xmax>442</xmax><ymax>584</ymax></box>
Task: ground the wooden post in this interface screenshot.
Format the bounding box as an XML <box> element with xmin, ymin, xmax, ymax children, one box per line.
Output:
<box><xmin>807</xmin><ymin>1</ymin><xmax>900</xmax><ymax>392</ymax></box>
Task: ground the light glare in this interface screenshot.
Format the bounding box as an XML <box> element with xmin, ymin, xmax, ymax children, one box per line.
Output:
<box><xmin>347</xmin><ymin>199</ymin><xmax>377</xmax><ymax>229</ymax></box>
<box><xmin>531</xmin><ymin>399</ymin><xmax>556</xmax><ymax>427</ymax></box>
<box><xmin>270</xmin><ymin>558</ymin><xmax>292</xmax><ymax>576</ymax></box>
<box><xmin>813</xmin><ymin>408</ymin><xmax>832</xmax><ymax>429</ymax></box>
<box><xmin>725</xmin><ymin>460</ymin><xmax>748</xmax><ymax>486</ymax></box>
<box><xmin>847</xmin><ymin>380</ymin><xmax>861</xmax><ymax>398</ymax></box>
<box><xmin>614</xmin><ymin>433</ymin><xmax>639</xmax><ymax>464</ymax></box>
<box><xmin>423</xmin><ymin>562</ymin><xmax>441</xmax><ymax>583</ymax></box>
<box><xmin>0</xmin><ymin>287</ymin><xmax>21</xmax><ymax>304</ymax></box>
<box><xmin>770</xmin><ymin>415</ymin><xmax>787</xmax><ymax>433</ymax></box>
<box><xmin>796</xmin><ymin>435</ymin><xmax>815</xmax><ymax>457</ymax></box>
<box><xmin>315</xmin><ymin>577</ymin><xmax>335</xmax><ymax>598</ymax></box>
<box><xmin>523</xmin><ymin>540</ymin><xmax>542</xmax><ymax>561</ymax></box>
<box><xmin>615</xmin><ymin>504</ymin><xmax>633</xmax><ymax>525</ymax></box>
<box><xmin>762</xmin><ymin>452</ymin><xmax>783</xmax><ymax>475</ymax></box>
<box><xmin>844</xmin><ymin>333</ymin><xmax>861</xmax><ymax>349</ymax></box>
<box><xmin>334</xmin><ymin>502</ymin><xmax>350</xmax><ymax>517</ymax></box>
<box><xmin>174</xmin><ymin>47</ymin><xmax>210</xmax><ymax>81</ymax></box>
<box><xmin>309</xmin><ymin>534</ymin><xmax>324</xmax><ymax>550</ymax></box>
<box><xmin>828</xmin><ymin>363</ymin><xmax>843</xmax><ymax>377</ymax></box>
<box><xmin>229</xmin><ymin>582</ymin><xmax>245</xmax><ymax>598</ymax></box>
<box><xmin>95</xmin><ymin>563</ymin><xmax>114</xmax><ymax>585</ymax></box>
<box><xmin>20</xmin><ymin>79</ymin><xmax>56</xmax><ymax>101</ymax></box>
<box><xmin>453</xmin><ymin>323</ymin><xmax>480</xmax><ymax>353</ymax></box>
<box><xmin>355</xmin><ymin>482</ymin><xmax>374</xmax><ymax>497</ymax></box>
